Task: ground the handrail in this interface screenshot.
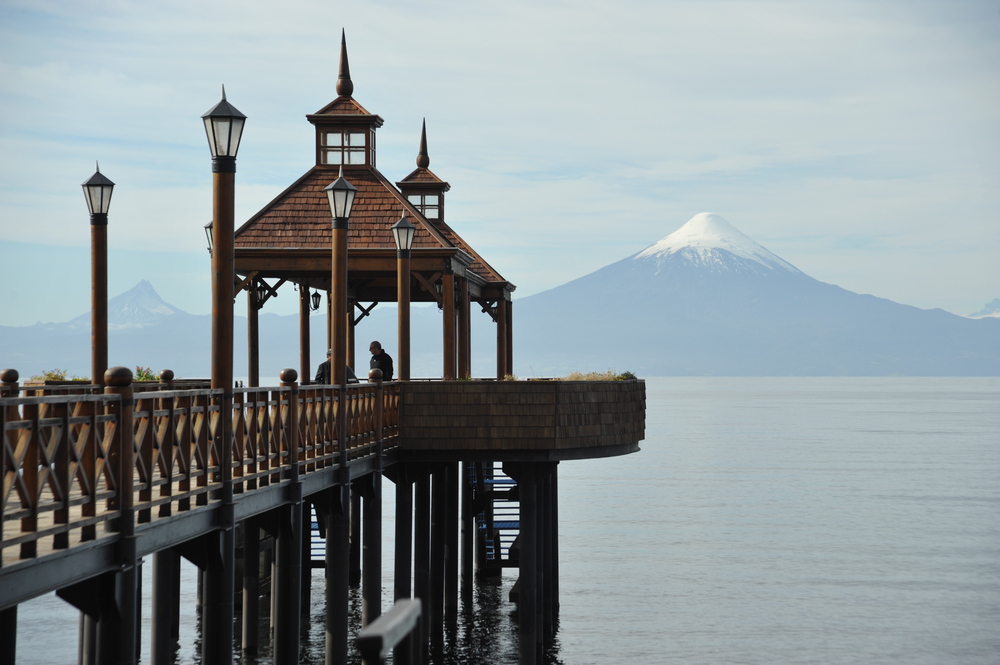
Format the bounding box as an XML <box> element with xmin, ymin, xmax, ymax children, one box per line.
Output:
<box><xmin>355</xmin><ymin>598</ymin><xmax>422</xmax><ymax>664</ymax></box>
<box><xmin>1</xmin><ymin>371</ymin><xmax>400</xmax><ymax>566</ymax></box>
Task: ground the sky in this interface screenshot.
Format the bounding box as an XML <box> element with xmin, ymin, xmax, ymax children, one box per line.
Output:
<box><xmin>1</xmin><ymin>0</ymin><xmax>998</xmax><ymax>327</ymax></box>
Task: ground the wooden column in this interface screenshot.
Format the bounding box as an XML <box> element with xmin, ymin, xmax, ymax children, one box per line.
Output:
<box><xmin>90</xmin><ymin>213</ymin><xmax>107</xmax><ymax>387</ymax></box>
<box><xmin>248</xmin><ymin>286</ymin><xmax>260</xmax><ymax>386</ymax></box>
<box><xmin>397</xmin><ymin>248</ymin><xmax>412</xmax><ymax>381</ymax></box>
<box><xmin>504</xmin><ymin>299</ymin><xmax>514</xmax><ymax>377</ymax></box>
<box><xmin>496</xmin><ymin>296</ymin><xmax>508</xmax><ymax>380</ymax></box>
<box><xmin>458</xmin><ymin>277</ymin><xmax>471</xmax><ymax>379</ymax></box>
<box><xmin>442</xmin><ymin>262</ymin><xmax>456</xmax><ymax>380</ymax></box>
<box><xmin>206</xmin><ymin>154</ymin><xmax>237</xmax><ymax>665</ymax></box>
<box><xmin>300</xmin><ymin>285</ymin><xmax>311</xmax><ymax>384</ymax></box>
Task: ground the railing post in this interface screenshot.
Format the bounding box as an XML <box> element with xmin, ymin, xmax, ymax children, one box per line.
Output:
<box><xmin>274</xmin><ymin>369</ymin><xmax>303</xmax><ymax>664</ymax></box>
<box><xmin>363</xmin><ymin>369</ymin><xmax>384</xmax><ymax>627</ymax></box>
<box><xmin>102</xmin><ymin>366</ymin><xmax>139</xmax><ymax>665</ymax></box>
<box><xmin>0</xmin><ymin>368</ymin><xmax>17</xmax><ymax>398</ymax></box>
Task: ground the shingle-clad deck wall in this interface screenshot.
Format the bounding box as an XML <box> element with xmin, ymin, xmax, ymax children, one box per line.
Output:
<box><xmin>399</xmin><ymin>380</ymin><xmax>645</xmax><ymax>458</ymax></box>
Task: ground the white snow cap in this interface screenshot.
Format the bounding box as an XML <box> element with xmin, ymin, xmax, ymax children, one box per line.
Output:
<box><xmin>635</xmin><ymin>212</ymin><xmax>801</xmax><ymax>273</ymax></box>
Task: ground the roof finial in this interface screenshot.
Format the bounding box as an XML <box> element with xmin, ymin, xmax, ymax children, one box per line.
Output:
<box><xmin>95</xmin><ymin>160</ymin><xmax>101</xmax><ymax>173</ymax></box>
<box><xmin>336</xmin><ymin>29</ymin><xmax>354</xmax><ymax>98</ymax></box>
<box><xmin>416</xmin><ymin>118</ymin><xmax>430</xmax><ymax>169</ymax></box>
<box><xmin>221</xmin><ymin>84</ymin><xmax>227</xmax><ymax>101</ymax></box>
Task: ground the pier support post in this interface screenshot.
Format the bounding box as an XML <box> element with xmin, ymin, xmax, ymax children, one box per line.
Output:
<box><xmin>350</xmin><ymin>490</ymin><xmax>362</xmax><ymax>587</ymax></box>
<box><xmin>505</xmin><ymin>462</ymin><xmax>541</xmax><ymax>665</ymax></box>
<box><xmin>361</xmin><ymin>473</ymin><xmax>383</xmax><ymax>626</ymax></box>
<box><xmin>324</xmin><ymin>483</ymin><xmax>352</xmax><ymax>665</ymax></box>
<box><xmin>242</xmin><ymin>519</ymin><xmax>261</xmax><ymax>657</ymax></box>
<box><xmin>414</xmin><ymin>468</ymin><xmax>431</xmax><ymax>662</ymax></box>
<box><xmin>151</xmin><ymin>548</ymin><xmax>181</xmax><ymax>665</ymax></box>
<box><xmin>460</xmin><ymin>461</ymin><xmax>474</xmax><ymax>599</ymax></box>
<box><xmin>445</xmin><ymin>461</ymin><xmax>459</xmax><ymax>621</ymax></box>
<box><xmin>0</xmin><ymin>606</ymin><xmax>15</xmax><ymax>665</ymax></box>
<box><xmin>429</xmin><ymin>464</ymin><xmax>446</xmax><ymax>654</ymax></box>
<box><xmin>393</xmin><ymin>467</ymin><xmax>413</xmax><ymax>601</ymax></box>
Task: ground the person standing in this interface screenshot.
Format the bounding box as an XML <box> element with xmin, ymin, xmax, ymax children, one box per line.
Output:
<box><xmin>369</xmin><ymin>341</ymin><xmax>394</xmax><ymax>381</ymax></box>
<box><xmin>315</xmin><ymin>349</ymin><xmax>358</xmax><ymax>384</ymax></box>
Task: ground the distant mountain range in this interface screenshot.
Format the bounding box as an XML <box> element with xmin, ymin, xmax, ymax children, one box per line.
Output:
<box><xmin>512</xmin><ymin>213</ymin><xmax>999</xmax><ymax>376</ymax></box>
<box><xmin>2</xmin><ymin>217</ymin><xmax>998</xmax><ymax>379</ymax></box>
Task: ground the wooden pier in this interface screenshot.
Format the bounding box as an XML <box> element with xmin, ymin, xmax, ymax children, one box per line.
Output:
<box><xmin>1</xmin><ymin>367</ymin><xmax>645</xmax><ymax>664</ymax></box>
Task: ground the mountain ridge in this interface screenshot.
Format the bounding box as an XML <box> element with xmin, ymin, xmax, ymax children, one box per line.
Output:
<box><xmin>2</xmin><ymin>216</ymin><xmax>998</xmax><ymax>378</ymax></box>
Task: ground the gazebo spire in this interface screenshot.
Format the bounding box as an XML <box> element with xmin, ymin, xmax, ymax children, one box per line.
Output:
<box><xmin>336</xmin><ymin>29</ymin><xmax>353</xmax><ymax>98</ymax></box>
<box><xmin>416</xmin><ymin>118</ymin><xmax>430</xmax><ymax>169</ymax></box>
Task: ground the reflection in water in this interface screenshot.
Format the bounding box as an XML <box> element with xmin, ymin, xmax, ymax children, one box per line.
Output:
<box><xmin>233</xmin><ymin>573</ymin><xmax>540</xmax><ymax>665</ymax></box>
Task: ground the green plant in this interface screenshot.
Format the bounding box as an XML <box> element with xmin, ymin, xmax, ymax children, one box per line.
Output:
<box><xmin>134</xmin><ymin>366</ymin><xmax>158</xmax><ymax>381</ymax></box>
<box><xmin>560</xmin><ymin>369</ymin><xmax>637</xmax><ymax>381</ymax></box>
<box><xmin>29</xmin><ymin>369</ymin><xmax>88</xmax><ymax>381</ymax></box>
<box><xmin>501</xmin><ymin>373</ymin><xmax>519</xmax><ymax>381</ymax></box>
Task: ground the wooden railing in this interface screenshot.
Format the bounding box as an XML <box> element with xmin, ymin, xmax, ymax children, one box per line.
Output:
<box><xmin>1</xmin><ymin>373</ymin><xmax>400</xmax><ymax>566</ymax></box>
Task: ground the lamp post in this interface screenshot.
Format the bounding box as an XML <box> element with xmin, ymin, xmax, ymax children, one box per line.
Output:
<box><xmin>325</xmin><ymin>166</ymin><xmax>357</xmax><ymax>386</ymax></box>
<box><xmin>392</xmin><ymin>213</ymin><xmax>415</xmax><ymax>381</ymax></box>
<box><xmin>202</xmin><ymin>86</ymin><xmax>245</xmax><ymax>393</ymax></box>
<box><xmin>200</xmin><ymin>85</ymin><xmax>245</xmax><ymax>665</ymax></box>
<box><xmin>82</xmin><ymin>163</ymin><xmax>114</xmax><ymax>387</ymax></box>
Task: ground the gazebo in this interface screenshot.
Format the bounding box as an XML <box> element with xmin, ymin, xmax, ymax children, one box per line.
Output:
<box><xmin>232</xmin><ymin>33</ymin><xmax>515</xmax><ymax>385</ymax></box>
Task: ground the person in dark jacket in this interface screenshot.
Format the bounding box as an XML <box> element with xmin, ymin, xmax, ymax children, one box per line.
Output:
<box><xmin>368</xmin><ymin>341</ymin><xmax>394</xmax><ymax>381</ymax></box>
<box><xmin>315</xmin><ymin>349</ymin><xmax>357</xmax><ymax>384</ymax></box>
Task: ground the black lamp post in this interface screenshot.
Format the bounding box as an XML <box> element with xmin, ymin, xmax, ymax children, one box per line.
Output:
<box><xmin>82</xmin><ymin>163</ymin><xmax>114</xmax><ymax>387</ymax></box>
<box><xmin>325</xmin><ymin>166</ymin><xmax>357</xmax><ymax>386</ymax></box>
<box><xmin>392</xmin><ymin>213</ymin><xmax>415</xmax><ymax>381</ymax></box>
<box><xmin>200</xmin><ymin>85</ymin><xmax>244</xmax><ymax>665</ymax></box>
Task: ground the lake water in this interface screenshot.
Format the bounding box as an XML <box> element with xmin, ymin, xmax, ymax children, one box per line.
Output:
<box><xmin>14</xmin><ymin>377</ymin><xmax>1000</xmax><ymax>664</ymax></box>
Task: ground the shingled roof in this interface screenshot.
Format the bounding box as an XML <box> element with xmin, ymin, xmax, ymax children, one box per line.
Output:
<box><xmin>234</xmin><ymin>34</ymin><xmax>506</xmax><ymax>287</ymax></box>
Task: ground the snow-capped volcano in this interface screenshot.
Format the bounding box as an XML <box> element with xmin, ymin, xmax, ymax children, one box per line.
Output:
<box><xmin>511</xmin><ymin>212</ymin><xmax>999</xmax><ymax>376</ymax></box>
<box><xmin>69</xmin><ymin>280</ymin><xmax>188</xmax><ymax>330</ymax></box>
<box><xmin>634</xmin><ymin>212</ymin><xmax>802</xmax><ymax>275</ymax></box>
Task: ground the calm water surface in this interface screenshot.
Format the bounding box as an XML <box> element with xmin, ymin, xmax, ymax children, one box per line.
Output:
<box><xmin>15</xmin><ymin>378</ymin><xmax>1000</xmax><ymax>664</ymax></box>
